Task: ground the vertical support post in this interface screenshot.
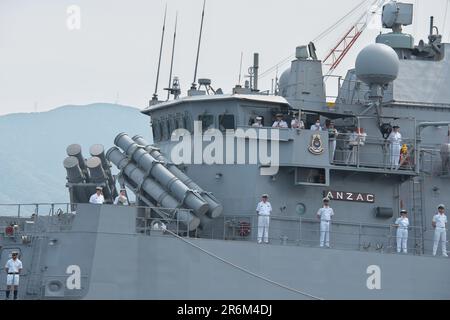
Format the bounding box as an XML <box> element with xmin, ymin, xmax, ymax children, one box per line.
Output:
<box><xmin>358</xmin><ymin>223</ymin><xmax>362</xmax><ymax>250</ymax></box>
<box><xmin>223</xmin><ymin>216</ymin><xmax>226</xmax><ymax>240</ymax></box>
<box><xmin>253</xmin><ymin>53</ymin><xmax>259</xmax><ymax>92</ymax></box>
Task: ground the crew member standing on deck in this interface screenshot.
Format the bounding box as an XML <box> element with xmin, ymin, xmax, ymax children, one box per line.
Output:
<box><xmin>89</xmin><ymin>186</ymin><xmax>104</xmax><ymax>204</ymax></box>
<box><xmin>5</xmin><ymin>251</ymin><xmax>22</xmax><ymax>300</ymax></box>
<box><xmin>114</xmin><ymin>188</ymin><xmax>129</xmax><ymax>206</ymax></box>
<box><xmin>256</xmin><ymin>194</ymin><xmax>272</xmax><ymax>244</ymax></box>
<box><xmin>310</xmin><ymin>119</ymin><xmax>322</xmax><ymax>131</ymax></box>
<box><xmin>317</xmin><ymin>197</ymin><xmax>334</xmax><ymax>248</ymax></box>
<box><xmin>317</xmin><ymin>198</ymin><xmax>334</xmax><ymax>248</ymax></box>
<box><xmin>272</xmin><ymin>114</ymin><xmax>288</xmax><ymax>128</ymax></box>
<box><xmin>432</xmin><ymin>204</ymin><xmax>448</xmax><ymax>257</ymax></box>
<box><xmin>394</xmin><ymin>209</ymin><xmax>409</xmax><ymax>253</ymax></box>
<box><xmin>388</xmin><ymin>125</ymin><xmax>402</xmax><ymax>169</ymax></box>
<box><xmin>252</xmin><ymin>116</ymin><xmax>263</xmax><ymax>127</ymax></box>
<box><xmin>327</xmin><ymin>121</ymin><xmax>339</xmax><ymax>161</ymax></box>
<box><xmin>291</xmin><ymin>112</ymin><xmax>305</xmax><ymax>129</ymax></box>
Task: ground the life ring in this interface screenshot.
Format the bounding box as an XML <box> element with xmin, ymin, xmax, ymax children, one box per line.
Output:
<box><xmin>5</xmin><ymin>226</ymin><xmax>14</xmax><ymax>236</ymax></box>
<box><xmin>239</xmin><ymin>221</ymin><xmax>251</xmax><ymax>237</ymax></box>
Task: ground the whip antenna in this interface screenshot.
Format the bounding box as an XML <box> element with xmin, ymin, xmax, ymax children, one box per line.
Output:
<box><xmin>151</xmin><ymin>4</ymin><xmax>167</xmax><ymax>104</ymax></box>
<box><xmin>166</xmin><ymin>12</ymin><xmax>178</xmax><ymax>100</ymax></box>
<box><xmin>191</xmin><ymin>0</ymin><xmax>206</xmax><ymax>90</ymax></box>
<box><xmin>238</xmin><ymin>51</ymin><xmax>243</xmax><ymax>86</ymax></box>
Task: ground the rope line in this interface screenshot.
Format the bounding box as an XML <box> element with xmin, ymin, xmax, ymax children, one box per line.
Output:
<box><xmin>164</xmin><ymin>228</ymin><xmax>323</xmax><ymax>300</ymax></box>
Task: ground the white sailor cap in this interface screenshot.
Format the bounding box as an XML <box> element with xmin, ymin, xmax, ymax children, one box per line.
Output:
<box><xmin>323</xmin><ymin>197</ymin><xmax>330</xmax><ymax>202</ymax></box>
<box><xmin>438</xmin><ymin>204</ymin><xmax>445</xmax><ymax>209</ymax></box>
<box><xmin>261</xmin><ymin>194</ymin><xmax>269</xmax><ymax>198</ymax></box>
<box><xmin>256</xmin><ymin>116</ymin><xmax>262</xmax><ymax>121</ymax></box>
<box><xmin>96</xmin><ymin>186</ymin><xmax>103</xmax><ymax>191</ymax></box>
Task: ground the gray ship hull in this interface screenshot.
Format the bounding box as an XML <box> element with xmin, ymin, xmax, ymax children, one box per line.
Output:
<box><xmin>25</xmin><ymin>204</ymin><xmax>448</xmax><ymax>300</ymax></box>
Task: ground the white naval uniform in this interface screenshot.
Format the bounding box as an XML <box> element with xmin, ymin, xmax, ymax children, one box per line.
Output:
<box><xmin>252</xmin><ymin>122</ymin><xmax>263</xmax><ymax>127</ymax></box>
<box><xmin>346</xmin><ymin>132</ymin><xmax>359</xmax><ymax>165</ymax></box>
<box><xmin>114</xmin><ymin>195</ymin><xmax>129</xmax><ymax>206</ymax></box>
<box><xmin>317</xmin><ymin>207</ymin><xmax>334</xmax><ymax>247</ymax></box>
<box><xmin>89</xmin><ymin>193</ymin><xmax>105</xmax><ymax>204</ymax></box>
<box><xmin>291</xmin><ymin>119</ymin><xmax>305</xmax><ymax>129</ymax></box>
<box><xmin>328</xmin><ymin>129</ymin><xmax>338</xmax><ymax>161</ymax></box>
<box><xmin>310</xmin><ymin>124</ymin><xmax>322</xmax><ymax>131</ymax></box>
<box><xmin>388</xmin><ymin>131</ymin><xmax>402</xmax><ymax>168</ymax></box>
<box><xmin>5</xmin><ymin>259</ymin><xmax>22</xmax><ymax>286</ymax></box>
<box><xmin>395</xmin><ymin>217</ymin><xmax>409</xmax><ymax>253</ymax></box>
<box><xmin>256</xmin><ymin>201</ymin><xmax>272</xmax><ymax>243</ymax></box>
<box><xmin>433</xmin><ymin>213</ymin><xmax>448</xmax><ymax>256</ymax></box>
<box><xmin>272</xmin><ymin>120</ymin><xmax>288</xmax><ymax>128</ymax></box>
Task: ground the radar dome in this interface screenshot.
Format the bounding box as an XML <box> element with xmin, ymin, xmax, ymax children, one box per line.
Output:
<box><xmin>355</xmin><ymin>43</ymin><xmax>399</xmax><ymax>85</ymax></box>
<box><xmin>278</xmin><ymin>67</ymin><xmax>291</xmax><ymax>96</ymax></box>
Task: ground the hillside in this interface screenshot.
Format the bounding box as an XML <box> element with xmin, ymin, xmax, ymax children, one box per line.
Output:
<box><xmin>0</xmin><ymin>103</ymin><xmax>152</xmax><ymax>204</ymax></box>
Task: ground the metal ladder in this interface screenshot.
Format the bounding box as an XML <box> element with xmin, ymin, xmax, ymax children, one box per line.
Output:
<box><xmin>411</xmin><ymin>177</ymin><xmax>425</xmax><ymax>254</ymax></box>
<box><xmin>25</xmin><ymin>236</ymin><xmax>44</xmax><ymax>297</ymax></box>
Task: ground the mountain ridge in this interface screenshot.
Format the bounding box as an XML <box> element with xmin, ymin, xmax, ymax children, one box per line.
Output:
<box><xmin>0</xmin><ymin>103</ymin><xmax>152</xmax><ymax>204</ymax></box>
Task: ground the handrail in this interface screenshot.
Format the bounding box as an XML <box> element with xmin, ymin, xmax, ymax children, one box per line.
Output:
<box><xmin>0</xmin><ymin>203</ymin><xmax>437</xmax><ymax>256</ymax></box>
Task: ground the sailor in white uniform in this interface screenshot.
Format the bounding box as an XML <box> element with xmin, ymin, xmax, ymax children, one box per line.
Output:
<box><xmin>256</xmin><ymin>194</ymin><xmax>272</xmax><ymax>244</ymax></box>
<box><xmin>114</xmin><ymin>189</ymin><xmax>129</xmax><ymax>206</ymax></box>
<box><xmin>388</xmin><ymin>125</ymin><xmax>402</xmax><ymax>169</ymax></box>
<box><xmin>327</xmin><ymin>121</ymin><xmax>339</xmax><ymax>161</ymax></box>
<box><xmin>291</xmin><ymin>112</ymin><xmax>305</xmax><ymax>129</ymax></box>
<box><xmin>394</xmin><ymin>209</ymin><xmax>409</xmax><ymax>253</ymax></box>
<box><xmin>432</xmin><ymin>204</ymin><xmax>448</xmax><ymax>257</ymax></box>
<box><xmin>89</xmin><ymin>186</ymin><xmax>105</xmax><ymax>204</ymax></box>
<box><xmin>5</xmin><ymin>251</ymin><xmax>22</xmax><ymax>300</ymax></box>
<box><xmin>317</xmin><ymin>197</ymin><xmax>334</xmax><ymax>247</ymax></box>
<box><xmin>310</xmin><ymin>119</ymin><xmax>322</xmax><ymax>131</ymax></box>
<box><xmin>252</xmin><ymin>116</ymin><xmax>263</xmax><ymax>127</ymax></box>
<box><xmin>272</xmin><ymin>114</ymin><xmax>288</xmax><ymax>128</ymax></box>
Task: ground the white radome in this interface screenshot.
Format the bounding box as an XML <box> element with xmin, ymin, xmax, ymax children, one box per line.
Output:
<box><xmin>355</xmin><ymin>43</ymin><xmax>400</xmax><ymax>85</ymax></box>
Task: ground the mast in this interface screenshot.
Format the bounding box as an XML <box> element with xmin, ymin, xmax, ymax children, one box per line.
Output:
<box><xmin>167</xmin><ymin>12</ymin><xmax>178</xmax><ymax>100</ymax></box>
<box><xmin>238</xmin><ymin>51</ymin><xmax>243</xmax><ymax>86</ymax></box>
<box><xmin>191</xmin><ymin>0</ymin><xmax>206</xmax><ymax>90</ymax></box>
<box><xmin>152</xmin><ymin>4</ymin><xmax>167</xmax><ymax>103</ymax></box>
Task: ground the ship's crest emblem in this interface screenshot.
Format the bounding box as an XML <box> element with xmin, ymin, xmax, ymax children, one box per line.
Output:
<box><xmin>308</xmin><ymin>133</ymin><xmax>324</xmax><ymax>155</ymax></box>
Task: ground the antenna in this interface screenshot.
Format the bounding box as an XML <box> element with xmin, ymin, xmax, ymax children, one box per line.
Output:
<box><xmin>152</xmin><ymin>4</ymin><xmax>167</xmax><ymax>103</ymax></box>
<box><xmin>275</xmin><ymin>66</ymin><xmax>279</xmax><ymax>95</ymax></box>
<box><xmin>238</xmin><ymin>51</ymin><xmax>243</xmax><ymax>86</ymax></box>
<box><xmin>191</xmin><ymin>0</ymin><xmax>206</xmax><ymax>90</ymax></box>
<box><xmin>166</xmin><ymin>12</ymin><xmax>178</xmax><ymax>100</ymax></box>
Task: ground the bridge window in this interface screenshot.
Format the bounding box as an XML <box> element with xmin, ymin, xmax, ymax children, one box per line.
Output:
<box><xmin>219</xmin><ymin>114</ymin><xmax>235</xmax><ymax>131</ymax></box>
<box><xmin>198</xmin><ymin>114</ymin><xmax>214</xmax><ymax>132</ymax></box>
<box><xmin>161</xmin><ymin>118</ymin><xmax>170</xmax><ymax>141</ymax></box>
<box><xmin>151</xmin><ymin>119</ymin><xmax>161</xmax><ymax>142</ymax></box>
<box><xmin>184</xmin><ymin>112</ymin><xmax>193</xmax><ymax>133</ymax></box>
<box><xmin>168</xmin><ymin>116</ymin><xmax>177</xmax><ymax>135</ymax></box>
<box><xmin>176</xmin><ymin>114</ymin><xmax>185</xmax><ymax>129</ymax></box>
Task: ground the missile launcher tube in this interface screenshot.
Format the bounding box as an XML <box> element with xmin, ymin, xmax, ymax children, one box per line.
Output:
<box><xmin>106</xmin><ymin>147</ymin><xmax>200</xmax><ymax>230</ymax></box>
<box><xmin>132</xmin><ymin>135</ymin><xmax>223</xmax><ymax>218</ymax></box>
<box><xmin>114</xmin><ymin>133</ymin><xmax>209</xmax><ymax>216</ymax></box>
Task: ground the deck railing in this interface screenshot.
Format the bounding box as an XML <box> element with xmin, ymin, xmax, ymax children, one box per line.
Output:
<box><xmin>0</xmin><ymin>203</ymin><xmax>446</xmax><ymax>257</ymax></box>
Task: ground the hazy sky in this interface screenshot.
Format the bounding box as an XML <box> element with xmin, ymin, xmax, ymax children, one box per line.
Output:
<box><xmin>1</xmin><ymin>0</ymin><xmax>449</xmax><ymax>115</ymax></box>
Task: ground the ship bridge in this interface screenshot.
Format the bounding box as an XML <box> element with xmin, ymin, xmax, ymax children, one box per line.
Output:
<box><xmin>141</xmin><ymin>92</ymin><xmax>418</xmax><ymax>183</ymax></box>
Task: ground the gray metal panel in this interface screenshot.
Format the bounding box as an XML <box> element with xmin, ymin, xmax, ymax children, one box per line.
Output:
<box><xmin>392</xmin><ymin>45</ymin><xmax>450</xmax><ymax>105</ymax></box>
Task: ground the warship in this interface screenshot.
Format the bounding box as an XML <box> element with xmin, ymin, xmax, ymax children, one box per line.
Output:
<box><xmin>1</xmin><ymin>0</ymin><xmax>450</xmax><ymax>300</ymax></box>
